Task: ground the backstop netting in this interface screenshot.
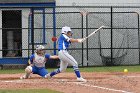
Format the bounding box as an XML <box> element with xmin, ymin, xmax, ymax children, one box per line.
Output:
<box><xmin>87</xmin><ymin>12</ymin><xmax>139</xmax><ymax>66</ymax></box>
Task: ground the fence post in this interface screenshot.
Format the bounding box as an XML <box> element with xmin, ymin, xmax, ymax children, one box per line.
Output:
<box><xmin>31</xmin><ymin>8</ymin><xmax>34</xmax><ymax>54</ymax></box>
<box><xmin>53</xmin><ymin>7</ymin><xmax>56</xmax><ymax>55</ymax></box>
<box><xmin>81</xmin><ymin>12</ymin><xmax>84</xmax><ymax>67</ymax></box>
<box><xmin>86</xmin><ymin>12</ymin><xmax>89</xmax><ymax>67</ymax></box>
<box><xmin>111</xmin><ymin>6</ymin><xmax>113</xmax><ymax>64</ymax></box>
<box><xmin>137</xmin><ymin>13</ymin><xmax>140</xmax><ymax>64</ymax></box>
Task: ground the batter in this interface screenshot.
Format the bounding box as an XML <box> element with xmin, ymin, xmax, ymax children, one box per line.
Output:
<box><xmin>47</xmin><ymin>26</ymin><xmax>86</xmax><ymax>82</ymax></box>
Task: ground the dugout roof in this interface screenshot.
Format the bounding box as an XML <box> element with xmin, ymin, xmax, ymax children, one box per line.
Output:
<box><xmin>0</xmin><ymin>0</ymin><xmax>55</xmax><ymax>7</ymax></box>
<box><xmin>0</xmin><ymin>0</ymin><xmax>55</xmax><ymax>3</ymax></box>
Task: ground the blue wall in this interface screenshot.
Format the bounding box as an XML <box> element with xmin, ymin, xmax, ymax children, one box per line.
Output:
<box><xmin>0</xmin><ymin>58</ymin><xmax>28</xmax><ymax>64</ymax></box>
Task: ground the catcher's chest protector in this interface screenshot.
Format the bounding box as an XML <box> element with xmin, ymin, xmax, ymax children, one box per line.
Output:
<box><xmin>34</xmin><ymin>53</ymin><xmax>46</xmax><ymax>67</ymax></box>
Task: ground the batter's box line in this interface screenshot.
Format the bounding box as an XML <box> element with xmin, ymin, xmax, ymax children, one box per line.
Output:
<box><xmin>2</xmin><ymin>80</ymin><xmax>23</xmax><ymax>83</ymax></box>
<box><xmin>2</xmin><ymin>79</ymin><xmax>49</xmax><ymax>84</ymax></box>
<box><xmin>72</xmin><ymin>82</ymin><xmax>133</xmax><ymax>93</ymax></box>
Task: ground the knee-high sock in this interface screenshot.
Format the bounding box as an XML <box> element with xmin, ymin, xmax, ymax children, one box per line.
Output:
<box><xmin>50</xmin><ymin>68</ymin><xmax>60</xmax><ymax>77</ymax></box>
<box><xmin>73</xmin><ymin>66</ymin><xmax>81</xmax><ymax>78</ymax></box>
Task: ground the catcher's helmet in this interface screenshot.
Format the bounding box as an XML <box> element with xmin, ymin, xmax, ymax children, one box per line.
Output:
<box><xmin>36</xmin><ymin>45</ymin><xmax>45</xmax><ymax>50</ymax></box>
<box><xmin>36</xmin><ymin>45</ymin><xmax>45</xmax><ymax>55</ymax></box>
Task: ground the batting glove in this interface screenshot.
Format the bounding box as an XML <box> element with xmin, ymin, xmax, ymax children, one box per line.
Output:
<box><xmin>77</xmin><ymin>39</ymin><xmax>84</xmax><ymax>43</ymax></box>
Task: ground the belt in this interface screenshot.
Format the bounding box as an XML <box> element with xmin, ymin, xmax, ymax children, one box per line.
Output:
<box><xmin>58</xmin><ymin>49</ymin><xmax>67</xmax><ymax>51</ymax></box>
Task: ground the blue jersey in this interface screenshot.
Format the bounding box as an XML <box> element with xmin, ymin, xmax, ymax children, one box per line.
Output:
<box><xmin>30</xmin><ymin>53</ymin><xmax>50</xmax><ymax>67</ymax></box>
<box><xmin>58</xmin><ymin>34</ymin><xmax>71</xmax><ymax>50</ymax></box>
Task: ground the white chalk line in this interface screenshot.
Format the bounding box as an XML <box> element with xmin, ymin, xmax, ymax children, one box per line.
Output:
<box><xmin>0</xmin><ymin>78</ymin><xmax>135</xmax><ymax>93</ymax></box>
<box><xmin>72</xmin><ymin>82</ymin><xmax>133</xmax><ymax>93</ymax></box>
<box><xmin>58</xmin><ymin>79</ymin><xmax>134</xmax><ymax>93</ymax></box>
<box><xmin>2</xmin><ymin>80</ymin><xmax>26</xmax><ymax>83</ymax></box>
<box><xmin>123</xmin><ymin>76</ymin><xmax>140</xmax><ymax>78</ymax></box>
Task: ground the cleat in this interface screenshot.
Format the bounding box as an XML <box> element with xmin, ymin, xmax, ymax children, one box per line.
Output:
<box><xmin>20</xmin><ymin>73</ymin><xmax>31</xmax><ymax>79</ymax></box>
<box><xmin>45</xmin><ymin>73</ymin><xmax>52</xmax><ymax>79</ymax></box>
<box><xmin>77</xmin><ymin>77</ymin><xmax>87</xmax><ymax>82</ymax></box>
<box><xmin>20</xmin><ymin>75</ymin><xmax>26</xmax><ymax>79</ymax></box>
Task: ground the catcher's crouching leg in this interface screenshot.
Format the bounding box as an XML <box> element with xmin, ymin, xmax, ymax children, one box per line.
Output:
<box><xmin>20</xmin><ymin>66</ymin><xmax>32</xmax><ymax>79</ymax></box>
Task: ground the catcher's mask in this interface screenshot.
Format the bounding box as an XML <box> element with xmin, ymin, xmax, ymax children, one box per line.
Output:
<box><xmin>36</xmin><ymin>45</ymin><xmax>45</xmax><ymax>55</ymax></box>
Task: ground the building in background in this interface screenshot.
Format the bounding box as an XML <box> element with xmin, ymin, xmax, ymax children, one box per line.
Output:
<box><xmin>56</xmin><ymin>0</ymin><xmax>140</xmax><ymax>6</ymax></box>
<box><xmin>0</xmin><ymin>0</ymin><xmax>56</xmax><ymax>65</ymax></box>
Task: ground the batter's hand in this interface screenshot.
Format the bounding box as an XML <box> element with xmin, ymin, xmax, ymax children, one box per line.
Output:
<box><xmin>77</xmin><ymin>38</ymin><xmax>84</xmax><ymax>43</ymax></box>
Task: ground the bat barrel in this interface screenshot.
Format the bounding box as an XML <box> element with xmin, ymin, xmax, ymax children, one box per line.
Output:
<box><xmin>82</xmin><ymin>26</ymin><xmax>106</xmax><ymax>42</ymax></box>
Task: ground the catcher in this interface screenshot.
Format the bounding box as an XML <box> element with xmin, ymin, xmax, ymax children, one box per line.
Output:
<box><xmin>46</xmin><ymin>26</ymin><xmax>86</xmax><ymax>82</ymax></box>
<box><xmin>20</xmin><ymin>45</ymin><xmax>59</xmax><ymax>79</ymax></box>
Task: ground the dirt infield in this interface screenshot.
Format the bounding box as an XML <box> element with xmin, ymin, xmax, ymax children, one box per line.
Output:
<box><xmin>0</xmin><ymin>72</ymin><xmax>140</xmax><ymax>93</ymax></box>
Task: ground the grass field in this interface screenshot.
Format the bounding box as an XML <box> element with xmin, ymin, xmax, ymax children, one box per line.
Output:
<box><xmin>0</xmin><ymin>65</ymin><xmax>140</xmax><ymax>74</ymax></box>
<box><xmin>0</xmin><ymin>89</ymin><xmax>61</xmax><ymax>93</ymax></box>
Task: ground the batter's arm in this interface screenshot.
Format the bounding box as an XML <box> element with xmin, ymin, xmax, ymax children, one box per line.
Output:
<box><xmin>70</xmin><ymin>38</ymin><xmax>83</xmax><ymax>43</ymax></box>
<box><xmin>49</xmin><ymin>55</ymin><xmax>59</xmax><ymax>59</ymax></box>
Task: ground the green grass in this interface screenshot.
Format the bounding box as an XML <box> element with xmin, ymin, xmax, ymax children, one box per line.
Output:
<box><xmin>0</xmin><ymin>89</ymin><xmax>61</xmax><ymax>93</ymax></box>
<box><xmin>78</xmin><ymin>65</ymin><xmax>140</xmax><ymax>72</ymax></box>
<box><xmin>65</xmin><ymin>65</ymin><xmax>140</xmax><ymax>72</ymax></box>
<box><xmin>1</xmin><ymin>65</ymin><xmax>140</xmax><ymax>74</ymax></box>
<box><xmin>0</xmin><ymin>69</ymin><xmax>24</xmax><ymax>74</ymax></box>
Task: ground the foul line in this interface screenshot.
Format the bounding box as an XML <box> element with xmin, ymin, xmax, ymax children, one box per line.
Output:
<box><xmin>123</xmin><ymin>76</ymin><xmax>140</xmax><ymax>78</ymax></box>
<box><xmin>74</xmin><ymin>82</ymin><xmax>133</xmax><ymax>93</ymax></box>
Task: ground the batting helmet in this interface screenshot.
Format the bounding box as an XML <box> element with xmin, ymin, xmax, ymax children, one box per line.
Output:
<box><xmin>61</xmin><ymin>26</ymin><xmax>72</xmax><ymax>34</ymax></box>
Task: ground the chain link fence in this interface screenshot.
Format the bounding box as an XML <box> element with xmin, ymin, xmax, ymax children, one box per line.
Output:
<box><xmin>53</xmin><ymin>6</ymin><xmax>140</xmax><ymax>67</ymax></box>
<box><xmin>0</xmin><ymin>6</ymin><xmax>140</xmax><ymax>69</ymax></box>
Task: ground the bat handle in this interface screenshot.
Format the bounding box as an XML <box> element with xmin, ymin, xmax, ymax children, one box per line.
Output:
<box><xmin>82</xmin><ymin>38</ymin><xmax>86</xmax><ymax>42</ymax></box>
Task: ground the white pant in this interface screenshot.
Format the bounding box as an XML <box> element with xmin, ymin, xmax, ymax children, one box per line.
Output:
<box><xmin>58</xmin><ymin>50</ymin><xmax>78</xmax><ymax>72</ymax></box>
